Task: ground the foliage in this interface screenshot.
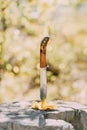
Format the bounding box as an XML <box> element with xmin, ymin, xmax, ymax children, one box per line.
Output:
<box><xmin>0</xmin><ymin>0</ymin><xmax>87</xmax><ymax>104</ymax></box>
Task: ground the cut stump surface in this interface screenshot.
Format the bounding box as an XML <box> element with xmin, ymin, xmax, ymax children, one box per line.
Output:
<box><xmin>0</xmin><ymin>100</ymin><xmax>87</xmax><ymax>130</ymax></box>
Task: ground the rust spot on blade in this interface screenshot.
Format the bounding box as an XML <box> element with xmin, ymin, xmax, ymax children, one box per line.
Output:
<box><xmin>40</xmin><ymin>37</ymin><xmax>49</xmax><ymax>68</ymax></box>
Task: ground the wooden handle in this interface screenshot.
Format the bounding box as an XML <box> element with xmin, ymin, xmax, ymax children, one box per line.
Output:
<box><xmin>40</xmin><ymin>37</ymin><xmax>49</xmax><ymax>68</ymax></box>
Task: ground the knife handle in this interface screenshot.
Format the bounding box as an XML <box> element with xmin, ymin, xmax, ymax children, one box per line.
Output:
<box><xmin>40</xmin><ymin>37</ymin><xmax>49</xmax><ymax>68</ymax></box>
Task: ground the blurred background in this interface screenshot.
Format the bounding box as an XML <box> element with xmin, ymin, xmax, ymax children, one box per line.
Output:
<box><xmin>0</xmin><ymin>0</ymin><xmax>87</xmax><ymax>104</ymax></box>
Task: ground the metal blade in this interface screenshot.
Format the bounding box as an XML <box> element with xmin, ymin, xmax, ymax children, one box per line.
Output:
<box><xmin>40</xmin><ymin>67</ymin><xmax>47</xmax><ymax>100</ymax></box>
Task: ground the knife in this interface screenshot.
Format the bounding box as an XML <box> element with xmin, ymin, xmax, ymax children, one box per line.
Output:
<box><xmin>40</xmin><ymin>37</ymin><xmax>49</xmax><ymax>101</ymax></box>
<box><xmin>32</xmin><ymin>37</ymin><xmax>56</xmax><ymax>110</ymax></box>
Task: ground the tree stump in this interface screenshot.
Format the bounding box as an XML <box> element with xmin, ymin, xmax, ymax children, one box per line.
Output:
<box><xmin>0</xmin><ymin>100</ymin><xmax>87</xmax><ymax>130</ymax></box>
